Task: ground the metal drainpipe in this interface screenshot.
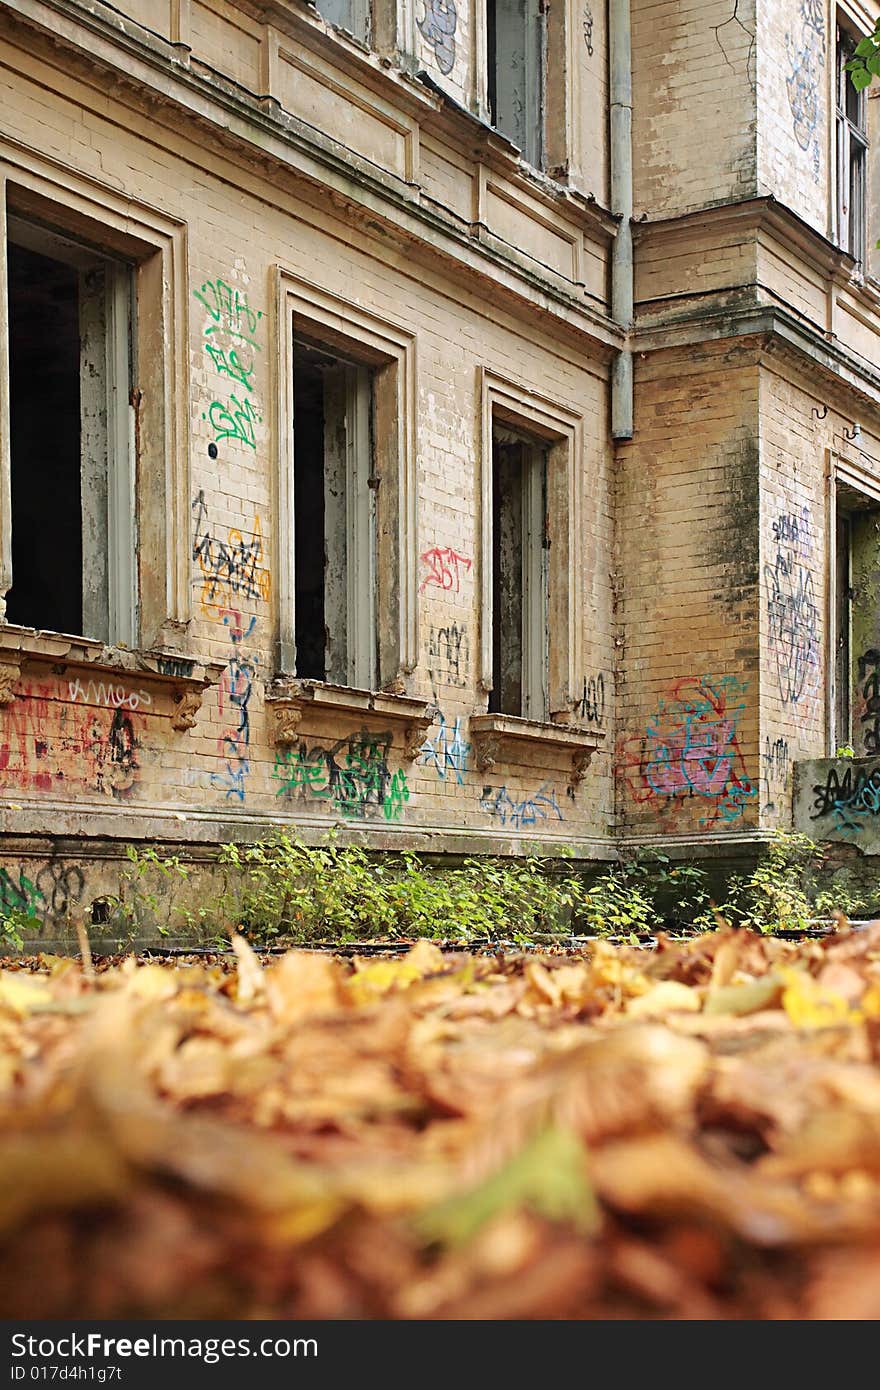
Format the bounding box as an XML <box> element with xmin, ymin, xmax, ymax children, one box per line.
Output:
<box><xmin>609</xmin><ymin>0</ymin><xmax>633</xmax><ymax>439</ymax></box>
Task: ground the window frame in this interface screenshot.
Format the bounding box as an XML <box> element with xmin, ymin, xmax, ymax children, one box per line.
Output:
<box><xmin>485</xmin><ymin>0</ymin><xmax>548</xmax><ymax>169</ymax></box>
<box><xmin>0</xmin><ymin>146</ymin><xmax>190</xmax><ymax>651</ymax></box>
<box><xmin>479</xmin><ymin>368</ymin><xmax>584</xmax><ymax>722</ymax></box>
<box><xmin>275</xmin><ymin>268</ymin><xmax>418</xmax><ymax>689</ymax></box>
<box><xmin>835</xmin><ymin>18</ymin><xmax>868</xmax><ymax>265</ymax></box>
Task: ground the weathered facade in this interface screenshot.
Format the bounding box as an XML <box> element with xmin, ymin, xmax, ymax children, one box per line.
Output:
<box><xmin>0</xmin><ymin>0</ymin><xmax>878</xmax><ymax>938</ymax></box>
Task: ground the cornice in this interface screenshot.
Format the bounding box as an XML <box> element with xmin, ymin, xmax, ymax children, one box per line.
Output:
<box><xmin>0</xmin><ymin>0</ymin><xmax>620</xmax><ymax>348</ymax></box>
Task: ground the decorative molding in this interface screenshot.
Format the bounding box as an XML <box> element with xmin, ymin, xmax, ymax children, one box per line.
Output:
<box><xmin>0</xmin><ymin>625</ymin><xmax>223</xmax><ymax>730</ymax></box>
<box><xmin>470</xmin><ymin>713</ymin><xmax>604</xmax><ymax>791</ymax></box>
<box><xmin>265</xmin><ymin>677</ymin><xmax>436</xmax><ymax>757</ymax></box>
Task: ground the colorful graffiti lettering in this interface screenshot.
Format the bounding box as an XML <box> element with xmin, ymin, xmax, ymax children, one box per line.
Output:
<box><xmin>811</xmin><ymin>763</ymin><xmax>880</xmax><ymax>837</ymax></box>
<box><xmin>273</xmin><ymin>730</ymin><xmax>410</xmax><ymax>821</ymax></box>
<box><xmin>419</xmin><ymin>546</ymin><xmax>472</xmax><ymax>595</ymax></box>
<box><xmin>0</xmin><ymin>683</ymin><xmax>143</xmax><ymax>798</ymax></box>
<box><xmin>417</xmin><ymin>0</ymin><xmax>457</xmax><ymax>75</ymax></box>
<box><xmin>622</xmin><ymin>676</ymin><xmax>756</xmax><ymax>829</ymax></box>
<box><xmin>420</xmin><ymin>713</ymin><xmax>470</xmax><ymax>784</ymax></box>
<box><xmin>192</xmin><ymin>490</ymin><xmax>271</xmax><ymax>613</ymax></box>
<box><xmin>0</xmin><ymin>868</ymin><xmax>42</xmax><ymax>917</ymax></box>
<box><xmin>194</xmin><ymin>274</ymin><xmax>263</xmax><ymax>453</ymax></box>
<box><xmin>479</xmin><ymin>782</ymin><xmax>564</xmax><ymax>829</ymax></box>
<box><xmin>211</xmin><ymin>611</ymin><xmax>257</xmax><ymax>803</ymax></box>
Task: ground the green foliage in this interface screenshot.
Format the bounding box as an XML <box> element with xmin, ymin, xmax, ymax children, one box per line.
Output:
<box><xmin>836</xmin><ymin>745</ymin><xmax>856</xmax><ymax>759</ymax></box>
<box><xmin>710</xmin><ymin>831</ymin><xmax>876</xmax><ymax>934</ymax></box>
<box><xmin>213</xmin><ymin>833</ymin><xmax>583</xmax><ymax>946</ymax></box>
<box><xmin>846</xmin><ymin>29</ymin><xmax>880</xmax><ymax>93</ymax></box>
<box><xmin>0</xmin><ymin>908</ymin><xmax>28</xmax><ymax>953</ymax></box>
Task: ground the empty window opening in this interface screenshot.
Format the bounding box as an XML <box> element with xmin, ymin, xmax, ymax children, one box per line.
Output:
<box><xmin>314</xmin><ymin>0</ymin><xmax>370</xmax><ymax>43</ymax></box>
<box><xmin>293</xmin><ymin>337</ymin><xmax>376</xmax><ymax>689</ymax></box>
<box><xmin>834</xmin><ymin>504</ymin><xmax>853</xmax><ymax>749</ymax></box>
<box><xmin>836</xmin><ymin>21</ymin><xmax>868</xmax><ymax>263</ymax></box>
<box><xmin>6</xmin><ymin>218</ymin><xmax>135</xmax><ymax>644</ymax></box>
<box><xmin>490</xmin><ymin>423</ymin><xmax>548</xmax><ymax>720</ymax></box>
<box><xmin>487</xmin><ymin>0</ymin><xmax>546</xmax><ymax>169</ymax></box>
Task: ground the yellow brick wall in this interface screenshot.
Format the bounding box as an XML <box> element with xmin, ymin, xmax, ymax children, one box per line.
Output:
<box><xmin>616</xmin><ymin>344</ymin><xmax>762</xmax><ymax>840</ymax></box>
<box><xmin>0</xmin><ymin>40</ymin><xmax>616</xmax><ymax>880</ymax></box>
<box><xmin>632</xmin><ymin>0</ymin><xmax>758</xmax><ymax>218</ymax></box>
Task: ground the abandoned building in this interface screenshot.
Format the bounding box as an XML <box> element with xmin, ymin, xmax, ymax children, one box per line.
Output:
<box><xmin>0</xmin><ymin>0</ymin><xmax>879</xmax><ymax>936</ymax></box>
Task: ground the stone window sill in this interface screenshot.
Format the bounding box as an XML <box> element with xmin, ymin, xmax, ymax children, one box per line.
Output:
<box><xmin>0</xmin><ymin>624</ymin><xmax>225</xmax><ymax>731</ymax></box>
<box><xmin>265</xmin><ymin>677</ymin><xmax>437</xmax><ymax>759</ymax></box>
<box><xmin>469</xmin><ymin>713</ymin><xmax>605</xmax><ymax>790</ymax></box>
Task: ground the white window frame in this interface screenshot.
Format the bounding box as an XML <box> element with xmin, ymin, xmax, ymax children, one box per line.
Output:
<box><xmin>0</xmin><ymin>143</ymin><xmax>190</xmax><ymax>650</ymax></box>
<box><xmin>836</xmin><ymin>19</ymin><xmax>868</xmax><ymax>264</ymax></box>
<box><xmin>275</xmin><ymin>268</ymin><xmax>417</xmax><ymax>687</ymax></box>
<box><xmin>479</xmin><ymin>369</ymin><xmax>584</xmax><ymax>720</ymax></box>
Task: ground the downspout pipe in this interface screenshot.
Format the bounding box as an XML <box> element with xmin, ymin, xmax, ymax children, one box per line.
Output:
<box><xmin>610</xmin><ymin>0</ymin><xmax>634</xmax><ymax>439</ymax></box>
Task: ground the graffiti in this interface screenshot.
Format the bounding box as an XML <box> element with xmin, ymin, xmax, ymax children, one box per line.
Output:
<box><xmin>195</xmin><ymin>274</ymin><xmax>263</xmax><ymax>453</ymax></box>
<box><xmin>622</xmin><ymin>676</ymin><xmax>756</xmax><ymax>829</ymax></box>
<box><xmin>194</xmin><ymin>278</ymin><xmax>262</xmax><ymax>348</ymax></box>
<box><xmin>156</xmin><ymin>657</ymin><xmax>195</xmax><ymax>680</ymax></box>
<box><xmin>761</xmin><ymin>735</ymin><xmax>790</xmax><ymax>814</ymax></box>
<box><xmin>35</xmin><ymin>861</ymin><xmax>85</xmax><ymax>916</ymax></box>
<box><xmin>417</xmin><ymin>0</ymin><xmax>457</xmax><ymax>75</ymax></box>
<box><xmin>583</xmin><ymin>3</ymin><xmax>594</xmax><ymax>54</ymax></box>
<box><xmin>785</xmin><ymin>0</ymin><xmax>825</xmax><ymax>182</ymax></box>
<box><xmin>67</xmin><ymin>678</ymin><xmax>151</xmax><ymax>712</ymax></box>
<box><xmin>204</xmin><ymin>394</ymin><xmax>260</xmax><ymax>451</ymax></box>
<box><xmin>0</xmin><ymin>683</ymin><xmax>143</xmax><ymax>798</ymax></box>
<box><xmin>811</xmin><ymin>764</ymin><xmax>880</xmax><ymax>837</ymax></box>
<box><xmin>0</xmin><ymin>868</ymin><xmax>42</xmax><ymax>917</ymax></box>
<box><xmin>578</xmin><ymin>673</ymin><xmax>606</xmax><ymax>725</ymax></box>
<box><xmin>771</xmin><ymin>506</ymin><xmax>813</xmax><ymax>558</ymax></box>
<box><xmin>211</xmin><ymin>611</ymin><xmax>257</xmax><ymax>803</ymax></box>
<box><xmin>192</xmin><ymin>491</ymin><xmax>271</xmax><ymax>613</ymax></box>
<box><xmin>765</xmin><ymin>504</ymin><xmax>820</xmax><ymax>710</ymax></box>
<box><xmin>480</xmin><ymin>782</ymin><xmax>564</xmax><ymax>830</ymax></box>
<box><xmin>273</xmin><ymin>729</ymin><xmax>410</xmax><ymax>822</ymax></box>
<box><xmin>420</xmin><ymin>713</ymin><xmax>470</xmax><ymax>784</ymax></box>
<box><xmin>427</xmin><ymin>623</ymin><xmax>469</xmax><ymax>698</ymax></box>
<box><xmin>858</xmin><ymin>650</ymin><xmax>880</xmax><ymax>755</ymax></box>
<box><xmin>419</xmin><ymin>546</ymin><xmax>472</xmax><ymax>594</ymax></box>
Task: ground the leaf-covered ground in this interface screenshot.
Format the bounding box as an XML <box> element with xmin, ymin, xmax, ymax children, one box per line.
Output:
<box><xmin>4</xmin><ymin>927</ymin><xmax>880</xmax><ymax>1318</ymax></box>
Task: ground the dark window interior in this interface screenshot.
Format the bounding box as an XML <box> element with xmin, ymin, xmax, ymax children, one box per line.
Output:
<box><xmin>6</xmin><ymin>242</ymin><xmax>83</xmax><ymax>635</ymax></box>
<box><xmin>293</xmin><ymin>341</ymin><xmax>327</xmax><ymax>680</ymax></box>
<box><xmin>490</xmin><ymin>433</ymin><xmax>524</xmax><ymax>717</ymax></box>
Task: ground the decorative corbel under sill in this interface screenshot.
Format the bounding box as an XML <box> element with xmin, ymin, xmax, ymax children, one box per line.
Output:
<box><xmin>469</xmin><ymin>713</ymin><xmax>606</xmax><ymax>793</ymax></box>
<box><xmin>0</xmin><ymin>624</ymin><xmax>225</xmax><ymax>732</ymax></box>
<box><xmin>265</xmin><ymin>677</ymin><xmax>438</xmax><ymax>759</ymax></box>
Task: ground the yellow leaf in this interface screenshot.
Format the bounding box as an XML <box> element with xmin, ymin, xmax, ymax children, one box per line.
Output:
<box><xmin>0</xmin><ymin>971</ymin><xmax>52</xmax><ymax>1017</ymax></box>
<box><xmin>266</xmin><ymin>951</ymin><xmax>342</xmax><ymax>1024</ymax></box>
<box><xmin>626</xmin><ymin>980</ymin><xmax>701</xmax><ymax>1018</ymax></box>
<box><xmin>404</xmin><ymin>938</ymin><xmax>446</xmax><ymax>976</ymax></box>
<box><xmin>779</xmin><ymin>968</ymin><xmax>861</xmax><ymax>1029</ymax></box>
<box><xmin>231</xmin><ymin>933</ymin><xmax>264</xmax><ymax>1005</ymax></box>
<box><xmin>704</xmin><ymin>973</ymin><xmax>783</xmax><ymax>1017</ymax></box>
<box><xmin>345</xmin><ymin>958</ymin><xmax>421</xmax><ymax>1006</ymax></box>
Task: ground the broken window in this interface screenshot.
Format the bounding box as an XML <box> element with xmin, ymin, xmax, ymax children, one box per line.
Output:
<box><xmin>5</xmin><ymin>217</ymin><xmax>135</xmax><ymax>645</ymax></box>
<box><xmin>314</xmin><ymin>0</ymin><xmax>370</xmax><ymax>44</ymax></box>
<box><xmin>292</xmin><ymin>336</ymin><xmax>377</xmax><ymax>689</ymax></box>
<box><xmin>489</xmin><ymin>422</ymin><xmax>548</xmax><ymax>719</ymax></box>
<box><xmin>487</xmin><ymin>0</ymin><xmax>546</xmax><ymax>168</ymax></box>
<box><xmin>836</xmin><ymin>21</ymin><xmax>868</xmax><ymax>264</ymax></box>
